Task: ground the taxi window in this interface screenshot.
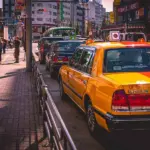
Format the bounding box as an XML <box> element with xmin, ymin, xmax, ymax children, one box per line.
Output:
<box><xmin>104</xmin><ymin>48</ymin><xmax>150</xmax><ymax>73</ymax></box>
<box><xmin>69</xmin><ymin>48</ymin><xmax>83</xmax><ymax>68</ymax></box>
<box><xmin>79</xmin><ymin>50</ymin><xmax>93</xmax><ymax>73</ymax></box>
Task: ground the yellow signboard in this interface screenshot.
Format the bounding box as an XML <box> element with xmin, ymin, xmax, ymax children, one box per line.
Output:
<box><xmin>114</xmin><ymin>0</ymin><xmax>121</xmax><ymax>6</ymax></box>
<box><xmin>109</xmin><ymin>12</ymin><xmax>114</xmax><ymax>24</ymax></box>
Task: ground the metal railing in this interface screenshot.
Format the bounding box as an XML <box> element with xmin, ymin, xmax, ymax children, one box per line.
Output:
<box><xmin>32</xmin><ymin>57</ymin><xmax>77</xmax><ymax>150</ymax></box>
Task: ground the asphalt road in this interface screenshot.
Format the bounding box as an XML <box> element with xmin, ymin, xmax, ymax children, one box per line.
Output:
<box><xmin>33</xmin><ymin>43</ymin><xmax>150</xmax><ymax>150</ymax></box>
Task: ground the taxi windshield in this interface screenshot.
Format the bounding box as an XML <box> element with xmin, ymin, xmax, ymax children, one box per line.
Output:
<box><xmin>104</xmin><ymin>48</ymin><xmax>150</xmax><ymax>73</ymax></box>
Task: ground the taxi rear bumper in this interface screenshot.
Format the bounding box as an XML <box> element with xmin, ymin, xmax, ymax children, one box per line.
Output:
<box><xmin>105</xmin><ymin>113</ymin><xmax>150</xmax><ymax>131</ymax></box>
<box><xmin>94</xmin><ymin>109</ymin><xmax>150</xmax><ymax>131</ymax></box>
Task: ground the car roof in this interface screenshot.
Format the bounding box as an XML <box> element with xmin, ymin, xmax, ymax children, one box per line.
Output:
<box><xmin>53</xmin><ymin>40</ymin><xmax>85</xmax><ymax>43</ymax></box>
<box><xmin>41</xmin><ymin>37</ymin><xmax>63</xmax><ymax>39</ymax></box>
<box><xmin>83</xmin><ymin>41</ymin><xmax>150</xmax><ymax>51</ymax></box>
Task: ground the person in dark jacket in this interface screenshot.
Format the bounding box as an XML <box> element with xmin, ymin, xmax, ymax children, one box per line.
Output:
<box><xmin>0</xmin><ymin>39</ymin><xmax>2</xmax><ymax>64</ymax></box>
<box><xmin>14</xmin><ymin>37</ymin><xmax>20</xmax><ymax>63</ymax></box>
<box><xmin>2</xmin><ymin>38</ymin><xmax>7</xmax><ymax>54</ymax></box>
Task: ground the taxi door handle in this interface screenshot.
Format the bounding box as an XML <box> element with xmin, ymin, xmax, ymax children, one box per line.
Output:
<box><xmin>69</xmin><ymin>72</ymin><xmax>74</xmax><ymax>78</ymax></box>
<box><xmin>83</xmin><ymin>80</ymin><xmax>87</xmax><ymax>85</ymax></box>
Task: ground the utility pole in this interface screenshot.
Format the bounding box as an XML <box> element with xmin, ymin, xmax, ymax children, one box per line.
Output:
<box><xmin>25</xmin><ymin>0</ymin><xmax>32</xmax><ymax>71</ymax></box>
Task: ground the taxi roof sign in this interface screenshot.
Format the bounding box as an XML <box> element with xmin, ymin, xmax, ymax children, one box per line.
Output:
<box><xmin>109</xmin><ymin>31</ymin><xmax>120</xmax><ymax>41</ymax></box>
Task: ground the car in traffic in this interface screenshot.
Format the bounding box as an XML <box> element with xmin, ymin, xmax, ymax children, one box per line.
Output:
<box><xmin>58</xmin><ymin>39</ymin><xmax>150</xmax><ymax>135</ymax></box>
<box><xmin>45</xmin><ymin>40</ymin><xmax>85</xmax><ymax>77</ymax></box>
<box><xmin>120</xmin><ymin>32</ymin><xmax>147</xmax><ymax>41</ymax></box>
<box><xmin>38</xmin><ymin>37</ymin><xmax>63</xmax><ymax>64</ymax></box>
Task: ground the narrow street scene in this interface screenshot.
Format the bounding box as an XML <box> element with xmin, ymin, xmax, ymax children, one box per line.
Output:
<box><xmin>1</xmin><ymin>0</ymin><xmax>150</xmax><ymax>150</ymax></box>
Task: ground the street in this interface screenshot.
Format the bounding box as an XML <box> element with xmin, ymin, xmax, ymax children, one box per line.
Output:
<box><xmin>32</xmin><ymin>43</ymin><xmax>150</xmax><ymax>150</ymax></box>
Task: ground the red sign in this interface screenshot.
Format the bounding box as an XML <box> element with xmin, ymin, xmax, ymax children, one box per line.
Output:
<box><xmin>16</xmin><ymin>0</ymin><xmax>25</xmax><ymax>4</ymax></box>
<box><xmin>118</xmin><ymin>2</ymin><xmax>139</xmax><ymax>13</ymax></box>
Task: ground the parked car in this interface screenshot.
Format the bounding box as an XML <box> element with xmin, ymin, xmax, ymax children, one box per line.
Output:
<box><xmin>45</xmin><ymin>40</ymin><xmax>85</xmax><ymax>77</ymax></box>
<box><xmin>58</xmin><ymin>40</ymin><xmax>150</xmax><ymax>135</ymax></box>
<box><xmin>38</xmin><ymin>37</ymin><xmax>63</xmax><ymax>64</ymax></box>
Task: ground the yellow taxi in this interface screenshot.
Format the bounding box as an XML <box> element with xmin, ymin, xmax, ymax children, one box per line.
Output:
<box><xmin>58</xmin><ymin>36</ymin><xmax>150</xmax><ymax>134</ymax></box>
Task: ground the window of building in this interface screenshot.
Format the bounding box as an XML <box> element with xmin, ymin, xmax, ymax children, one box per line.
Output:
<box><xmin>37</xmin><ymin>10</ymin><xmax>43</xmax><ymax>14</ymax></box>
<box><xmin>32</xmin><ymin>11</ymin><xmax>35</xmax><ymax>14</ymax></box>
<box><xmin>37</xmin><ymin>3</ymin><xmax>43</xmax><ymax>7</ymax></box>
<box><xmin>32</xmin><ymin>18</ymin><xmax>35</xmax><ymax>21</ymax></box>
<box><xmin>5</xmin><ymin>13</ymin><xmax>9</xmax><ymax>17</ymax></box>
<box><xmin>11</xmin><ymin>6</ymin><xmax>15</xmax><ymax>11</ymax></box>
<box><xmin>53</xmin><ymin>5</ymin><xmax>57</xmax><ymax>9</ymax></box>
<box><xmin>46</xmin><ymin>18</ymin><xmax>51</xmax><ymax>22</ymax></box>
<box><xmin>5</xmin><ymin>0</ymin><xmax>9</xmax><ymax>4</ymax></box>
<box><xmin>48</xmin><ymin>4</ymin><xmax>52</xmax><ymax>8</ymax></box>
<box><xmin>49</xmin><ymin>11</ymin><xmax>52</xmax><ymax>15</ymax></box>
<box><xmin>53</xmin><ymin>19</ymin><xmax>56</xmax><ymax>23</ymax></box>
<box><xmin>5</xmin><ymin>6</ymin><xmax>9</xmax><ymax>11</ymax></box>
<box><xmin>37</xmin><ymin>18</ymin><xmax>43</xmax><ymax>21</ymax></box>
<box><xmin>32</xmin><ymin>4</ymin><xmax>34</xmax><ymax>7</ymax></box>
<box><xmin>53</xmin><ymin>12</ymin><xmax>57</xmax><ymax>16</ymax></box>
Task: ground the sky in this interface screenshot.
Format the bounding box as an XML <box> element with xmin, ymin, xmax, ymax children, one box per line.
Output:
<box><xmin>102</xmin><ymin>0</ymin><xmax>113</xmax><ymax>12</ymax></box>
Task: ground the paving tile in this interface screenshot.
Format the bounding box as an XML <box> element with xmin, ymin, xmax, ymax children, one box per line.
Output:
<box><xmin>0</xmin><ymin>49</ymin><xmax>49</xmax><ymax>150</ymax></box>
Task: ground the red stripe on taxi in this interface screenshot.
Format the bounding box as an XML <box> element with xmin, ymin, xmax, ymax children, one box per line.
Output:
<box><xmin>140</xmin><ymin>72</ymin><xmax>150</xmax><ymax>78</ymax></box>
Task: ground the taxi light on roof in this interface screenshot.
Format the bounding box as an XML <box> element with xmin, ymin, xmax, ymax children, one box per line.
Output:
<box><xmin>138</xmin><ymin>38</ymin><xmax>145</xmax><ymax>42</ymax></box>
<box><xmin>109</xmin><ymin>31</ymin><xmax>120</xmax><ymax>42</ymax></box>
<box><xmin>86</xmin><ymin>39</ymin><xmax>94</xmax><ymax>45</ymax></box>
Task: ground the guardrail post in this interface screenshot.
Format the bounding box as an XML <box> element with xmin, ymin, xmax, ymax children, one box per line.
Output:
<box><xmin>42</xmin><ymin>85</ymin><xmax>48</xmax><ymax>137</ymax></box>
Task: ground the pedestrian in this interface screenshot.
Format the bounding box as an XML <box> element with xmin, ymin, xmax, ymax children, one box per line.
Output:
<box><xmin>14</xmin><ymin>37</ymin><xmax>20</xmax><ymax>63</ymax></box>
<box><xmin>0</xmin><ymin>39</ymin><xmax>2</xmax><ymax>64</ymax></box>
<box><xmin>22</xmin><ymin>39</ymin><xmax>26</xmax><ymax>61</ymax></box>
<box><xmin>2</xmin><ymin>38</ymin><xmax>7</xmax><ymax>54</ymax></box>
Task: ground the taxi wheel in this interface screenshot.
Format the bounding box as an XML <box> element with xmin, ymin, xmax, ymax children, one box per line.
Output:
<box><xmin>59</xmin><ymin>78</ymin><xmax>66</xmax><ymax>100</ymax></box>
<box><xmin>86</xmin><ymin>101</ymin><xmax>98</xmax><ymax>135</ymax></box>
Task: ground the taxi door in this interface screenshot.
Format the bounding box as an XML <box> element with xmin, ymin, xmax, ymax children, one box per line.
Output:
<box><xmin>71</xmin><ymin>49</ymin><xmax>94</xmax><ymax>107</ymax></box>
<box><xmin>68</xmin><ymin>48</ymin><xmax>84</xmax><ymax>104</ymax></box>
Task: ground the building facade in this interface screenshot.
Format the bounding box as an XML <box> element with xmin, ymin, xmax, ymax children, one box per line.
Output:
<box><xmin>84</xmin><ymin>0</ymin><xmax>105</xmax><ymax>36</ymax></box>
<box><xmin>3</xmin><ymin>0</ymin><xmax>15</xmax><ymax>36</ymax></box>
<box><xmin>0</xmin><ymin>8</ymin><xmax>3</xmax><ymax>37</ymax></box>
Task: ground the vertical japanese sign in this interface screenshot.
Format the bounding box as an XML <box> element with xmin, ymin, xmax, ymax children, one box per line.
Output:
<box><xmin>60</xmin><ymin>1</ymin><xmax>64</xmax><ymax>21</ymax></box>
<box><xmin>4</xmin><ymin>26</ymin><xmax>8</xmax><ymax>40</ymax></box>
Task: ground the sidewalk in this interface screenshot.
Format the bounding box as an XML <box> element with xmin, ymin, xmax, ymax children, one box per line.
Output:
<box><xmin>0</xmin><ymin>48</ymin><xmax>49</xmax><ymax>150</ymax></box>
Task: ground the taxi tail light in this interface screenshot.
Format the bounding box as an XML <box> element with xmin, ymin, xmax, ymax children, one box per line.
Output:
<box><xmin>40</xmin><ymin>44</ymin><xmax>44</xmax><ymax>52</ymax></box>
<box><xmin>62</xmin><ymin>57</ymin><xmax>68</xmax><ymax>62</ymax></box>
<box><xmin>112</xmin><ymin>90</ymin><xmax>129</xmax><ymax>111</ymax></box>
<box><xmin>52</xmin><ymin>57</ymin><xmax>58</xmax><ymax>62</ymax></box>
<box><xmin>128</xmin><ymin>94</ymin><xmax>150</xmax><ymax>110</ymax></box>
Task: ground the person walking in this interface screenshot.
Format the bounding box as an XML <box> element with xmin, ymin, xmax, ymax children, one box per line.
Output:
<box><xmin>2</xmin><ymin>38</ymin><xmax>7</xmax><ymax>54</ymax></box>
<box><xmin>0</xmin><ymin>39</ymin><xmax>2</xmax><ymax>64</ymax></box>
<box><xmin>14</xmin><ymin>37</ymin><xmax>20</xmax><ymax>63</ymax></box>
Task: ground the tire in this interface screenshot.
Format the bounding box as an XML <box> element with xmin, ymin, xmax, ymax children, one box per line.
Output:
<box><xmin>59</xmin><ymin>77</ymin><xmax>66</xmax><ymax>100</ymax></box>
<box><xmin>86</xmin><ymin>101</ymin><xmax>99</xmax><ymax>135</ymax></box>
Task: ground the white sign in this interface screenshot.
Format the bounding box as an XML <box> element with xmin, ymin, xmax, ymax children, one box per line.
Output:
<box><xmin>4</xmin><ymin>26</ymin><xmax>8</xmax><ymax>40</ymax></box>
<box><xmin>109</xmin><ymin>31</ymin><xmax>120</xmax><ymax>41</ymax></box>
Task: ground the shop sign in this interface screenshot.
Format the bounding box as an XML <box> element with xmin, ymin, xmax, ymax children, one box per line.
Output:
<box><xmin>118</xmin><ymin>2</ymin><xmax>139</xmax><ymax>13</ymax></box>
<box><xmin>138</xmin><ymin>8</ymin><xmax>144</xmax><ymax>17</ymax></box>
<box><xmin>15</xmin><ymin>0</ymin><xmax>25</xmax><ymax>5</ymax></box>
<box><xmin>114</xmin><ymin>0</ymin><xmax>121</xmax><ymax>6</ymax></box>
